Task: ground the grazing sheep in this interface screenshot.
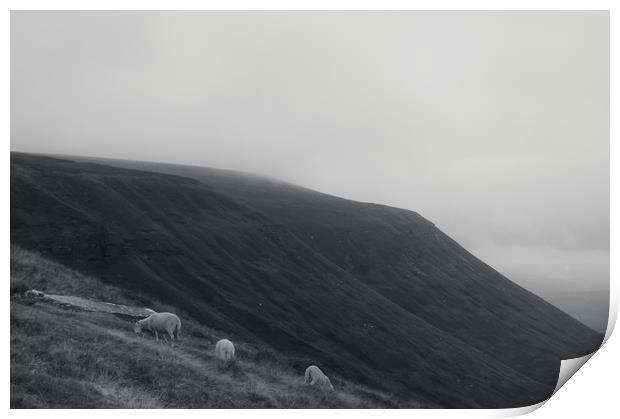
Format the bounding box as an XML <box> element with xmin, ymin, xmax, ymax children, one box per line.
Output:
<box><xmin>215</xmin><ymin>339</ymin><xmax>235</xmax><ymax>361</ymax></box>
<box><xmin>134</xmin><ymin>312</ymin><xmax>181</xmax><ymax>343</ymax></box>
<box><xmin>304</xmin><ymin>365</ymin><xmax>334</xmax><ymax>391</ymax></box>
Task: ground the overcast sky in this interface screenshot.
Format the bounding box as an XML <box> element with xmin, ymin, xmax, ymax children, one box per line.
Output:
<box><xmin>11</xmin><ymin>11</ymin><xmax>609</xmax><ymax>298</ymax></box>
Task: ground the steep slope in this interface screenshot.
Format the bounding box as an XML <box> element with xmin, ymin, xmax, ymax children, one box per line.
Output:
<box><xmin>541</xmin><ymin>290</ymin><xmax>609</xmax><ymax>333</ymax></box>
<box><xmin>74</xmin><ymin>156</ymin><xmax>604</xmax><ymax>388</ymax></box>
<box><xmin>10</xmin><ymin>153</ymin><xmax>603</xmax><ymax>407</ymax></box>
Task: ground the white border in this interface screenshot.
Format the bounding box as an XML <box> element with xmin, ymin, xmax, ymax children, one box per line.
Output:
<box><xmin>1</xmin><ymin>0</ymin><xmax>616</xmax><ymax>11</ymax></box>
<box><xmin>4</xmin><ymin>2</ymin><xmax>616</xmax><ymax>418</ymax></box>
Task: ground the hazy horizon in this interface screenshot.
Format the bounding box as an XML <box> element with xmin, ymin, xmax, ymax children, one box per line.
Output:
<box><xmin>11</xmin><ymin>11</ymin><xmax>609</xmax><ymax>311</ymax></box>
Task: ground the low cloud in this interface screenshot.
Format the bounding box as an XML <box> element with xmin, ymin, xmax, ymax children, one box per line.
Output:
<box><xmin>11</xmin><ymin>11</ymin><xmax>609</xmax><ymax>296</ymax></box>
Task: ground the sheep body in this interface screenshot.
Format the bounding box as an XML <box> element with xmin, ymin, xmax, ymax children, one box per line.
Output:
<box><xmin>304</xmin><ymin>365</ymin><xmax>334</xmax><ymax>391</ymax></box>
<box><xmin>134</xmin><ymin>312</ymin><xmax>181</xmax><ymax>342</ymax></box>
<box><xmin>215</xmin><ymin>339</ymin><xmax>235</xmax><ymax>360</ymax></box>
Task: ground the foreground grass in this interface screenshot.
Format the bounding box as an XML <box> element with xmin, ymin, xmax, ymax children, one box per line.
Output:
<box><xmin>11</xmin><ymin>247</ymin><xmax>419</xmax><ymax>408</ymax></box>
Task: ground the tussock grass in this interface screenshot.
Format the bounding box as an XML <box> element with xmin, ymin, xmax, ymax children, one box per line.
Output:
<box><xmin>11</xmin><ymin>246</ymin><xmax>415</xmax><ymax>408</ymax></box>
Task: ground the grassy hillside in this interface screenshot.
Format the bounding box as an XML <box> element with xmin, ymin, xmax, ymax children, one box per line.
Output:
<box><xmin>10</xmin><ymin>153</ymin><xmax>604</xmax><ymax>408</ymax></box>
<box><xmin>11</xmin><ymin>246</ymin><xmax>416</xmax><ymax>408</ymax></box>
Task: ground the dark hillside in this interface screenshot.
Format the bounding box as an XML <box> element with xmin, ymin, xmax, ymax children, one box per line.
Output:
<box><xmin>75</xmin><ymin>156</ymin><xmax>603</xmax><ymax>387</ymax></box>
<box><xmin>11</xmin><ymin>153</ymin><xmax>603</xmax><ymax>407</ymax></box>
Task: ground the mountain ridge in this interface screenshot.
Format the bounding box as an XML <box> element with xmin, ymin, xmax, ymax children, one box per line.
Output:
<box><xmin>66</xmin><ymin>154</ymin><xmax>600</xmax><ymax>377</ymax></box>
<box><xmin>10</xmin><ymin>152</ymin><xmax>603</xmax><ymax>407</ymax></box>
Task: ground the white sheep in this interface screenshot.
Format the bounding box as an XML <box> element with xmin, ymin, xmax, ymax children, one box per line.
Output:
<box><xmin>143</xmin><ymin>308</ymin><xmax>156</xmax><ymax>316</ymax></box>
<box><xmin>304</xmin><ymin>365</ymin><xmax>334</xmax><ymax>391</ymax></box>
<box><xmin>134</xmin><ymin>312</ymin><xmax>181</xmax><ymax>343</ymax></box>
<box><xmin>214</xmin><ymin>339</ymin><xmax>235</xmax><ymax>360</ymax></box>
